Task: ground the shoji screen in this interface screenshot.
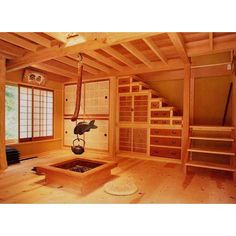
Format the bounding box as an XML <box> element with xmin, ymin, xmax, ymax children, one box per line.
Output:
<box><xmin>19</xmin><ymin>86</ymin><xmax>32</xmax><ymax>141</ymax></box>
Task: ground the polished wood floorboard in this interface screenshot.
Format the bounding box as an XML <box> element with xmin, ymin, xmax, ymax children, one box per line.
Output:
<box><xmin>0</xmin><ymin>149</ymin><xmax>236</xmax><ymax>203</ymax></box>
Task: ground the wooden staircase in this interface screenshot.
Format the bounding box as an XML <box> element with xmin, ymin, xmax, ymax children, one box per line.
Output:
<box><xmin>118</xmin><ymin>75</ymin><xmax>183</xmax><ymax>162</ymax></box>
<box><xmin>184</xmin><ymin>125</ymin><xmax>236</xmax><ymax>176</ymax></box>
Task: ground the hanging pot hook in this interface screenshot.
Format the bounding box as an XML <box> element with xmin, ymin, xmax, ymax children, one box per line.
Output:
<box><xmin>77</xmin><ymin>53</ymin><xmax>83</xmax><ymax>64</ymax></box>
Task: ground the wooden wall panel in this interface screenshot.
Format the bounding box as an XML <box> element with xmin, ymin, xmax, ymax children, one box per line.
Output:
<box><xmin>64</xmin><ymin>84</ymin><xmax>84</xmax><ymax>115</ymax></box>
<box><xmin>84</xmin><ymin>119</ymin><xmax>108</xmax><ymax>151</ymax></box>
<box><xmin>85</xmin><ymin>80</ymin><xmax>109</xmax><ymax>115</ymax></box>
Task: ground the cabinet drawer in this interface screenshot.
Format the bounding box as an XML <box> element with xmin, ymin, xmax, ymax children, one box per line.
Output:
<box><xmin>118</xmin><ymin>77</ymin><xmax>131</xmax><ymax>85</ymax></box>
<box><xmin>151</xmin><ymin>119</ymin><xmax>170</xmax><ymax>125</ymax></box>
<box><xmin>150</xmin><ymin>146</ymin><xmax>181</xmax><ymax>159</ymax></box>
<box><xmin>119</xmin><ymin>86</ymin><xmax>130</xmax><ymax>93</ymax></box>
<box><xmin>172</xmin><ymin>119</ymin><xmax>182</xmax><ymax>125</ymax></box>
<box><xmin>151</xmin><ymin>111</ymin><xmax>170</xmax><ymax>117</ymax></box>
<box><xmin>150</xmin><ymin>129</ymin><xmax>182</xmax><ymax>136</ymax></box>
<box><xmin>151</xmin><ymin>101</ymin><xmax>160</xmax><ymax>109</ymax></box>
<box><xmin>132</xmin><ymin>86</ymin><xmax>139</xmax><ymax>92</ymax></box>
<box><xmin>150</xmin><ymin>137</ymin><xmax>181</xmax><ymax>147</ymax></box>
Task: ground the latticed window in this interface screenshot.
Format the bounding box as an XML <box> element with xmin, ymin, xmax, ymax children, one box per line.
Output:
<box><xmin>19</xmin><ymin>86</ymin><xmax>53</xmax><ymax>141</ymax></box>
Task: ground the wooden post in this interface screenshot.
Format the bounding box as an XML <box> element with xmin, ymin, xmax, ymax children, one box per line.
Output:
<box><xmin>181</xmin><ymin>64</ymin><xmax>191</xmax><ymax>169</ymax></box>
<box><xmin>232</xmin><ymin>74</ymin><xmax>236</xmax><ymax>180</ymax></box>
<box><xmin>0</xmin><ymin>56</ymin><xmax>7</xmax><ymax>171</ymax></box>
<box><xmin>189</xmin><ymin>72</ymin><xmax>195</xmax><ymax>124</ymax></box>
<box><xmin>109</xmin><ymin>76</ymin><xmax>117</xmax><ymax>158</ymax></box>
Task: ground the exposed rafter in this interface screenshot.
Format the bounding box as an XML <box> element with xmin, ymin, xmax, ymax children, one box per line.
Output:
<box><xmin>54</xmin><ymin>57</ymin><xmax>99</xmax><ymax>75</ymax></box>
<box><xmin>15</xmin><ymin>33</ymin><xmax>52</xmax><ymax>48</ymax></box>
<box><xmin>69</xmin><ymin>55</ymin><xmax>111</xmax><ymax>73</ymax></box>
<box><xmin>121</xmin><ymin>42</ymin><xmax>153</xmax><ymax>68</ymax></box>
<box><xmin>84</xmin><ymin>51</ymin><xmax>123</xmax><ymax>71</ymax></box>
<box><xmin>32</xmin><ymin>60</ymin><xmax>78</xmax><ymax>79</ymax></box>
<box><xmin>101</xmin><ymin>47</ymin><xmax>137</xmax><ymax>68</ymax></box>
<box><xmin>68</xmin><ymin>58</ymin><xmax>184</xmax><ymax>81</ymax></box>
<box><xmin>209</xmin><ymin>32</ymin><xmax>213</xmax><ymax>51</ymax></box>
<box><xmin>167</xmin><ymin>33</ymin><xmax>189</xmax><ymax>64</ymax></box>
<box><xmin>44</xmin><ymin>32</ymin><xmax>68</xmax><ymax>43</ymax></box>
<box><xmin>0</xmin><ymin>33</ymin><xmax>38</xmax><ymax>51</ymax></box>
<box><xmin>143</xmin><ymin>37</ymin><xmax>168</xmax><ymax>64</ymax></box>
<box><xmin>6</xmin><ymin>32</ymin><xmax>158</xmax><ymax>72</ymax></box>
<box><xmin>0</xmin><ymin>40</ymin><xmax>26</xmax><ymax>58</ymax></box>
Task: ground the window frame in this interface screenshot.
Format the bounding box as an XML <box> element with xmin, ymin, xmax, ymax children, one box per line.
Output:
<box><xmin>19</xmin><ymin>85</ymin><xmax>54</xmax><ymax>142</ymax></box>
<box><xmin>5</xmin><ymin>84</ymin><xmax>19</xmax><ymax>144</ymax></box>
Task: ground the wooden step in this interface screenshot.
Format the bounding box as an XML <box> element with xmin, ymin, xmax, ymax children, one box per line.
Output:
<box><xmin>131</xmin><ymin>81</ymin><xmax>150</xmax><ymax>89</ymax></box>
<box><xmin>151</xmin><ymin>116</ymin><xmax>182</xmax><ymax>120</ymax></box>
<box><xmin>190</xmin><ymin>125</ymin><xmax>235</xmax><ymax>132</ymax></box>
<box><xmin>151</xmin><ymin>144</ymin><xmax>182</xmax><ymax>149</ymax></box>
<box><xmin>150</xmin><ymin>135</ymin><xmax>182</xmax><ymax>139</ymax></box>
<box><xmin>147</xmin><ymin>89</ymin><xmax>159</xmax><ymax>96</ymax></box>
<box><xmin>186</xmin><ymin>160</ymin><xmax>236</xmax><ymax>172</ymax></box>
<box><xmin>151</xmin><ymin>106</ymin><xmax>176</xmax><ymax>111</ymax></box>
<box><xmin>190</xmin><ymin>136</ymin><xmax>234</xmax><ymax>142</ymax></box>
<box><xmin>188</xmin><ymin>147</ymin><xmax>235</xmax><ymax>156</ymax></box>
<box><xmin>150</xmin><ymin>97</ymin><xmax>168</xmax><ymax>104</ymax></box>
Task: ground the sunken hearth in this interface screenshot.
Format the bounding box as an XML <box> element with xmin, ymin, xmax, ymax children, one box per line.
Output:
<box><xmin>35</xmin><ymin>158</ymin><xmax>117</xmax><ymax>195</ymax></box>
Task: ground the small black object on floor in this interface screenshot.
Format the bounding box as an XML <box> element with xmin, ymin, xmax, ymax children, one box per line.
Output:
<box><xmin>6</xmin><ymin>146</ymin><xmax>20</xmax><ymax>165</ymax></box>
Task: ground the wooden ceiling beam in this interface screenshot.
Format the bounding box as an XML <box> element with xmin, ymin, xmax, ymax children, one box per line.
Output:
<box><xmin>7</xmin><ymin>32</ymin><xmax>158</xmax><ymax>72</ymax></box>
<box><xmin>0</xmin><ymin>33</ymin><xmax>38</xmax><ymax>51</ymax></box>
<box><xmin>54</xmin><ymin>57</ymin><xmax>99</xmax><ymax>75</ymax></box>
<box><xmin>15</xmin><ymin>33</ymin><xmax>52</xmax><ymax>48</ymax></box>
<box><xmin>69</xmin><ymin>55</ymin><xmax>111</xmax><ymax>73</ymax></box>
<box><xmin>121</xmin><ymin>42</ymin><xmax>153</xmax><ymax>68</ymax></box>
<box><xmin>167</xmin><ymin>33</ymin><xmax>189</xmax><ymax>64</ymax></box>
<box><xmin>31</xmin><ymin>61</ymin><xmax>78</xmax><ymax>79</ymax></box>
<box><xmin>187</xmin><ymin>39</ymin><xmax>236</xmax><ymax>57</ymax></box>
<box><xmin>84</xmin><ymin>51</ymin><xmax>123</xmax><ymax>71</ymax></box>
<box><xmin>143</xmin><ymin>37</ymin><xmax>168</xmax><ymax>64</ymax></box>
<box><xmin>44</xmin><ymin>33</ymin><xmax>67</xmax><ymax>43</ymax></box>
<box><xmin>209</xmin><ymin>33</ymin><xmax>213</xmax><ymax>51</ymax></box>
<box><xmin>101</xmin><ymin>47</ymin><xmax>137</xmax><ymax>68</ymax></box>
<box><xmin>0</xmin><ymin>39</ymin><xmax>26</xmax><ymax>58</ymax></box>
<box><xmin>72</xmin><ymin>58</ymin><xmax>184</xmax><ymax>81</ymax></box>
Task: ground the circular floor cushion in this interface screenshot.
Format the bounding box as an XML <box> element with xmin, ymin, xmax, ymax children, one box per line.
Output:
<box><xmin>104</xmin><ymin>177</ymin><xmax>138</xmax><ymax>196</ymax></box>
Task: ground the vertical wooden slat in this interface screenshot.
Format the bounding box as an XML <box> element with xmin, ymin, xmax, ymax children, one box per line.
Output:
<box><xmin>189</xmin><ymin>72</ymin><xmax>195</xmax><ymax>124</ymax></box>
<box><xmin>0</xmin><ymin>56</ymin><xmax>8</xmax><ymax>170</ymax></box>
<box><xmin>181</xmin><ymin>64</ymin><xmax>191</xmax><ymax>166</ymax></box>
<box><xmin>232</xmin><ymin>74</ymin><xmax>236</xmax><ymax>180</ymax></box>
<box><xmin>109</xmin><ymin>77</ymin><xmax>117</xmax><ymax>157</ymax></box>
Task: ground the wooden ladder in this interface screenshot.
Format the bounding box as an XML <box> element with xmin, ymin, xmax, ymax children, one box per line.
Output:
<box><xmin>184</xmin><ymin>125</ymin><xmax>236</xmax><ymax>179</ymax></box>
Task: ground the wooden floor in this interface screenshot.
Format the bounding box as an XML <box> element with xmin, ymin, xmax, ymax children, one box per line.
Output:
<box><xmin>0</xmin><ymin>149</ymin><xmax>236</xmax><ymax>203</ymax></box>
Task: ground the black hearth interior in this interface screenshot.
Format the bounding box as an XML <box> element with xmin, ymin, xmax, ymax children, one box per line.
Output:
<box><xmin>6</xmin><ymin>146</ymin><xmax>20</xmax><ymax>165</ymax></box>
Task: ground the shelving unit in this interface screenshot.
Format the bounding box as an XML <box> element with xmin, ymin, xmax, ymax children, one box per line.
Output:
<box><xmin>117</xmin><ymin>75</ymin><xmax>183</xmax><ymax>161</ymax></box>
<box><xmin>185</xmin><ymin>125</ymin><xmax>236</xmax><ymax>175</ymax></box>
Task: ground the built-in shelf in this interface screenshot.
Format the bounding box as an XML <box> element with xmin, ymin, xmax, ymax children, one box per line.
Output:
<box><xmin>186</xmin><ymin>160</ymin><xmax>236</xmax><ymax>172</ymax></box>
<box><xmin>188</xmin><ymin>147</ymin><xmax>235</xmax><ymax>156</ymax></box>
<box><xmin>189</xmin><ymin>136</ymin><xmax>234</xmax><ymax>142</ymax></box>
<box><xmin>150</xmin><ymin>135</ymin><xmax>182</xmax><ymax>139</ymax></box>
<box><xmin>190</xmin><ymin>125</ymin><xmax>235</xmax><ymax>132</ymax></box>
<box><xmin>151</xmin><ymin>144</ymin><xmax>181</xmax><ymax>149</ymax></box>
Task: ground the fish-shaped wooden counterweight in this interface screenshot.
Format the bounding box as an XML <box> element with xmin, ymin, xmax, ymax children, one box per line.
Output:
<box><xmin>74</xmin><ymin>120</ymin><xmax>97</xmax><ymax>135</ymax></box>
